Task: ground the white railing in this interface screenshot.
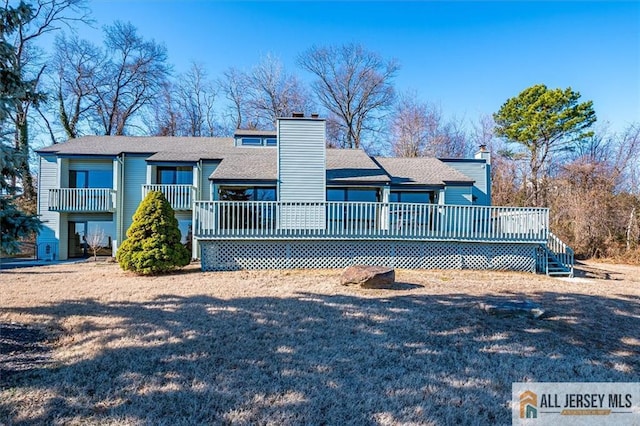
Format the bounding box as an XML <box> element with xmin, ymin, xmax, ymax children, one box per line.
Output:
<box><xmin>48</xmin><ymin>188</ymin><xmax>115</xmax><ymax>212</ymax></box>
<box><xmin>142</xmin><ymin>184</ymin><xmax>195</xmax><ymax>210</ymax></box>
<box><xmin>546</xmin><ymin>232</ymin><xmax>574</xmax><ymax>276</ymax></box>
<box><xmin>193</xmin><ymin>201</ymin><xmax>549</xmax><ymax>242</ymax></box>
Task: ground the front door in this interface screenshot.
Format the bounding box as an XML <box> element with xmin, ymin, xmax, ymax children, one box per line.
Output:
<box><xmin>68</xmin><ymin>221</ymin><xmax>88</xmax><ymax>258</ymax></box>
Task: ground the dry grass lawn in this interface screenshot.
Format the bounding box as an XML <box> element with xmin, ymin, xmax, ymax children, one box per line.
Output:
<box><xmin>1</xmin><ymin>261</ymin><xmax>639</xmax><ymax>425</ymax></box>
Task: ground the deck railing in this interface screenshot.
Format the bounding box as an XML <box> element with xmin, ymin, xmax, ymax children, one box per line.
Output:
<box><xmin>48</xmin><ymin>188</ymin><xmax>115</xmax><ymax>212</ymax></box>
<box><xmin>547</xmin><ymin>232</ymin><xmax>575</xmax><ymax>275</ymax></box>
<box><xmin>142</xmin><ymin>184</ymin><xmax>195</xmax><ymax>210</ymax></box>
<box><xmin>193</xmin><ymin>201</ymin><xmax>549</xmax><ymax>242</ymax></box>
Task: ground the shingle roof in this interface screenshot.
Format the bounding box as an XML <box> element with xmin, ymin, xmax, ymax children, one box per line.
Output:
<box><xmin>374</xmin><ymin>157</ymin><xmax>474</xmax><ymax>185</ymax></box>
<box><xmin>326</xmin><ymin>149</ymin><xmax>389</xmax><ymax>183</ymax></box>
<box><xmin>208</xmin><ymin>148</ymin><xmax>390</xmax><ymax>183</ymax></box>
<box><xmin>37</xmin><ymin>136</ymin><xmax>235</xmax><ymax>159</ymax></box>
<box><xmin>233</xmin><ymin>129</ymin><xmax>277</xmax><ymax>137</ymax></box>
<box><xmin>209</xmin><ymin>149</ymin><xmax>278</xmax><ymax>181</ymax></box>
<box><xmin>36</xmin><ymin>136</ymin><xmax>474</xmax><ymax>186</ymax></box>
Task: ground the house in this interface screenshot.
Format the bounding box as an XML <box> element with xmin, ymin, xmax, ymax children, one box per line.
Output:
<box><xmin>36</xmin><ymin>115</ymin><xmax>573</xmax><ymax>276</ymax></box>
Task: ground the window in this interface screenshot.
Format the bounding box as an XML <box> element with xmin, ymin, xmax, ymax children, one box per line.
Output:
<box><xmin>157</xmin><ymin>166</ymin><xmax>193</xmax><ymax>185</ymax></box>
<box><xmin>241</xmin><ymin>138</ymin><xmax>262</xmax><ymax>146</ymax></box>
<box><xmin>70</xmin><ymin>170</ymin><xmax>87</xmax><ymax>188</ymax></box>
<box><xmin>218</xmin><ymin>187</ymin><xmax>277</xmax><ymax>231</ymax></box>
<box><xmin>219</xmin><ymin>186</ymin><xmax>277</xmax><ymax>201</ymax></box>
<box><xmin>70</xmin><ymin>170</ymin><xmax>112</xmax><ymax>188</ymax></box>
<box><xmin>327</xmin><ymin>188</ymin><xmax>379</xmax><ymax>202</ymax></box>
<box><xmin>389</xmin><ymin>191</ymin><xmax>435</xmax><ymax>203</ymax></box>
<box><xmin>68</xmin><ymin>220</ymin><xmax>115</xmax><ymax>258</ymax></box>
<box><xmin>388</xmin><ymin>191</ymin><xmax>436</xmax><ymax>231</ymax></box>
<box><xmin>240</xmin><ymin>137</ymin><xmax>277</xmax><ymax>146</ymax></box>
<box><xmin>327</xmin><ymin>188</ymin><xmax>379</xmax><ymax>229</ymax></box>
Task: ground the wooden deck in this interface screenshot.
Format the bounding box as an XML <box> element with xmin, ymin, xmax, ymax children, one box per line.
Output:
<box><xmin>193</xmin><ymin>201</ymin><xmax>549</xmax><ymax>243</ymax></box>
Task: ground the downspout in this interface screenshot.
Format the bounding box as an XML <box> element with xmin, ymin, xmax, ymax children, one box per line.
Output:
<box><xmin>116</xmin><ymin>153</ymin><xmax>125</xmax><ymax>256</ymax></box>
<box><xmin>193</xmin><ymin>160</ymin><xmax>202</xmax><ymax>260</ymax></box>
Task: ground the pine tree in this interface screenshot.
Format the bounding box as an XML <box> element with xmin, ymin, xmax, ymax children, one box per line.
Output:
<box><xmin>1</xmin><ymin>3</ymin><xmax>41</xmax><ymax>255</ymax></box>
<box><xmin>116</xmin><ymin>191</ymin><xmax>191</xmax><ymax>275</ymax></box>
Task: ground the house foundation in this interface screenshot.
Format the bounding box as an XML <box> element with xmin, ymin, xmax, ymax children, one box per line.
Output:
<box><xmin>200</xmin><ymin>240</ymin><xmax>537</xmax><ymax>272</ymax></box>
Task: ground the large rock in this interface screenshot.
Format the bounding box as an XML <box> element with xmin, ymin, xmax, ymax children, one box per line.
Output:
<box><xmin>341</xmin><ymin>265</ymin><xmax>395</xmax><ymax>289</ymax></box>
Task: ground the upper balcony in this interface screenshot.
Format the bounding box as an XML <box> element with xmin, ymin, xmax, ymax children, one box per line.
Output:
<box><xmin>142</xmin><ymin>184</ymin><xmax>195</xmax><ymax>211</ymax></box>
<box><xmin>192</xmin><ymin>201</ymin><xmax>549</xmax><ymax>243</ymax></box>
<box><xmin>48</xmin><ymin>188</ymin><xmax>115</xmax><ymax>212</ymax></box>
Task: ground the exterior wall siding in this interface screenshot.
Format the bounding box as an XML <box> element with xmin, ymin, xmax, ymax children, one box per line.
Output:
<box><xmin>37</xmin><ymin>155</ymin><xmax>60</xmax><ymax>259</ymax></box>
<box><xmin>443</xmin><ymin>160</ymin><xmax>491</xmax><ymax>206</ymax></box>
<box><xmin>277</xmin><ymin>118</ymin><xmax>326</xmax><ymax>228</ymax></box>
<box><xmin>200</xmin><ymin>240</ymin><xmax>537</xmax><ymax>272</ymax></box>
<box><xmin>200</xmin><ymin>162</ymin><xmax>219</xmax><ymax>201</ymax></box>
<box><xmin>122</xmin><ymin>156</ymin><xmax>148</xmax><ymax>237</ymax></box>
<box><xmin>277</xmin><ymin>118</ymin><xmax>326</xmax><ymax>202</ymax></box>
<box><xmin>444</xmin><ymin>186</ymin><xmax>473</xmax><ymax>205</ymax></box>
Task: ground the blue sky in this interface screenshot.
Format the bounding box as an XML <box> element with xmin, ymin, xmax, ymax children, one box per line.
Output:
<box><xmin>73</xmin><ymin>1</ymin><xmax>638</xmax><ymax>132</ymax></box>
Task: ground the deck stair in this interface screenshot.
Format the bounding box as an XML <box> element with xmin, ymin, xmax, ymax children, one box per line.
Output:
<box><xmin>537</xmin><ymin>232</ymin><xmax>574</xmax><ymax>277</ymax></box>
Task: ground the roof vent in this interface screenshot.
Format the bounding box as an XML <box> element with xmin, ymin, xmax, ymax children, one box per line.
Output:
<box><xmin>292</xmin><ymin>112</ymin><xmax>304</xmax><ymax>118</ymax></box>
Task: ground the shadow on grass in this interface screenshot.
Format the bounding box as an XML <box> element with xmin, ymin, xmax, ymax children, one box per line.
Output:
<box><xmin>1</xmin><ymin>288</ymin><xmax>638</xmax><ymax>424</ymax></box>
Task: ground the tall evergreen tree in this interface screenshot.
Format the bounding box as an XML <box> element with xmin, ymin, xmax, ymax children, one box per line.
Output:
<box><xmin>493</xmin><ymin>84</ymin><xmax>596</xmax><ymax>207</ymax></box>
<box><xmin>1</xmin><ymin>2</ymin><xmax>41</xmax><ymax>255</ymax></box>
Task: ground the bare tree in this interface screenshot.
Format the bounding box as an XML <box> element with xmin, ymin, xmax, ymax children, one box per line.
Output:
<box><xmin>150</xmin><ymin>81</ymin><xmax>180</xmax><ymax>136</ymax></box>
<box><xmin>5</xmin><ymin>0</ymin><xmax>90</xmax><ymax>199</ymax></box>
<box><xmin>388</xmin><ymin>91</ymin><xmax>428</xmax><ymax>157</ymax></box>
<box><xmin>48</xmin><ymin>33</ymin><xmax>102</xmax><ymax>140</ymax></box>
<box><xmin>246</xmin><ymin>54</ymin><xmax>314</xmax><ymax>129</ymax></box>
<box><xmin>545</xmin><ymin>123</ymin><xmax>640</xmax><ymax>258</ymax></box>
<box><xmin>85</xmin><ymin>227</ymin><xmax>105</xmax><ymax>261</ymax></box>
<box><xmin>174</xmin><ymin>62</ymin><xmax>218</xmax><ymax>136</ymax></box>
<box><xmin>93</xmin><ymin>21</ymin><xmax>170</xmax><ymax>135</ymax></box>
<box><xmin>219</xmin><ymin>67</ymin><xmax>250</xmax><ymax>131</ymax></box>
<box><xmin>298</xmin><ymin>43</ymin><xmax>399</xmax><ymax>149</ymax></box>
<box><xmin>611</xmin><ymin>124</ymin><xmax>640</xmax><ymax>194</ymax></box>
<box><xmin>149</xmin><ymin>63</ymin><xmax>220</xmax><ymax>137</ymax></box>
<box><xmin>388</xmin><ymin>91</ymin><xmax>471</xmax><ymax>158</ymax></box>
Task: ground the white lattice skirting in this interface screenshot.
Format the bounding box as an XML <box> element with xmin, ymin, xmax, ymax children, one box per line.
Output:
<box><xmin>200</xmin><ymin>240</ymin><xmax>537</xmax><ymax>272</ymax></box>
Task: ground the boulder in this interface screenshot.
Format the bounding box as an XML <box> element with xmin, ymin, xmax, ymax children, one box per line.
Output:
<box><xmin>479</xmin><ymin>300</ymin><xmax>545</xmax><ymax>319</ymax></box>
<box><xmin>341</xmin><ymin>265</ymin><xmax>395</xmax><ymax>289</ymax></box>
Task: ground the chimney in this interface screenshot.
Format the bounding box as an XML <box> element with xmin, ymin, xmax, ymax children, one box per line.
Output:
<box><xmin>475</xmin><ymin>144</ymin><xmax>490</xmax><ymax>164</ymax></box>
<box><xmin>310</xmin><ymin>113</ymin><xmax>319</xmax><ymax>119</ymax></box>
<box><xmin>292</xmin><ymin>112</ymin><xmax>304</xmax><ymax>118</ymax></box>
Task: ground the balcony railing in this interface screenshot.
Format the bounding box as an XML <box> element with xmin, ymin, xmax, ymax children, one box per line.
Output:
<box><xmin>193</xmin><ymin>201</ymin><xmax>549</xmax><ymax>243</ymax></box>
<box><xmin>142</xmin><ymin>184</ymin><xmax>195</xmax><ymax>210</ymax></box>
<box><xmin>48</xmin><ymin>188</ymin><xmax>115</xmax><ymax>212</ymax></box>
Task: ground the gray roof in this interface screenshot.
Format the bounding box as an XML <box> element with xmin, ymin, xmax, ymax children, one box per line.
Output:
<box><xmin>326</xmin><ymin>149</ymin><xmax>389</xmax><ymax>183</ymax></box>
<box><xmin>233</xmin><ymin>129</ymin><xmax>277</xmax><ymax>137</ymax></box>
<box><xmin>37</xmin><ymin>136</ymin><xmax>474</xmax><ymax>186</ymax></box>
<box><xmin>209</xmin><ymin>149</ymin><xmax>278</xmax><ymax>181</ymax></box>
<box><xmin>37</xmin><ymin>136</ymin><xmax>235</xmax><ymax>159</ymax></box>
<box><xmin>374</xmin><ymin>157</ymin><xmax>474</xmax><ymax>186</ymax></box>
<box><xmin>208</xmin><ymin>148</ymin><xmax>389</xmax><ymax>183</ymax></box>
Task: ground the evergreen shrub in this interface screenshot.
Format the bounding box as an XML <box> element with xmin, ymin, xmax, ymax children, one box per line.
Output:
<box><xmin>116</xmin><ymin>191</ymin><xmax>190</xmax><ymax>275</ymax></box>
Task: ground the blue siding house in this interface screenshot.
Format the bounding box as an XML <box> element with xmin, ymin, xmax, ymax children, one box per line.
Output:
<box><xmin>36</xmin><ymin>115</ymin><xmax>573</xmax><ymax>276</ymax></box>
